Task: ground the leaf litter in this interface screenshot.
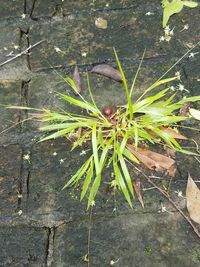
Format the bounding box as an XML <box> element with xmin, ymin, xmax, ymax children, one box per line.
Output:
<box><xmin>133</xmin><ymin>177</ymin><xmax>144</xmax><ymax>208</ymax></box>
<box><xmin>126</xmin><ymin>144</ymin><xmax>177</xmax><ymax>177</ymax></box>
<box><xmin>189</xmin><ymin>108</ymin><xmax>200</xmax><ymax>120</ymax></box>
<box><xmin>91</xmin><ymin>64</ymin><xmax>122</xmax><ymax>82</ymax></box>
<box><xmin>186</xmin><ymin>174</ymin><xmax>200</xmax><ymax>225</ymax></box>
<box><xmin>72</xmin><ymin>65</ymin><xmax>82</xmax><ymax>95</ymax></box>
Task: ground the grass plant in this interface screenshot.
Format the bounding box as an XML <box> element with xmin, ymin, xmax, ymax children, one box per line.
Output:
<box><xmin>8</xmin><ymin>49</ymin><xmax>200</xmax><ymax>209</ymax></box>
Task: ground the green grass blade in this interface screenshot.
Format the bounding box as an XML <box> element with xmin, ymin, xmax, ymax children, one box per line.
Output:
<box><xmin>87</xmin><ymin>173</ymin><xmax>101</xmax><ymax>208</ymax></box>
<box><xmin>114</xmin><ymin>48</ymin><xmax>133</xmax><ymax>119</ymax></box>
<box><xmin>152</xmin><ymin>127</ymin><xmax>181</xmax><ymax>149</ymax></box>
<box><xmin>113</xmin><ymin>162</ymin><xmax>132</xmax><ymax>208</ymax></box>
<box><xmin>165</xmin><ymin>93</ymin><xmax>177</xmax><ymax>105</ymax></box>
<box><xmin>81</xmin><ymin>159</ymin><xmax>94</xmax><ymax>201</ymax></box>
<box><xmin>178</xmin><ymin>95</ymin><xmax>200</xmax><ymax>104</ymax></box>
<box><xmin>97</xmin><ymin>128</ymin><xmax>105</xmax><ymax>149</ymax></box>
<box><xmin>39</xmin><ymin>122</ymin><xmax>79</xmax><ymax>131</ymax></box>
<box><xmin>137</xmin><ymin>77</ymin><xmax>177</xmax><ymax>102</ymax></box>
<box><xmin>92</xmin><ymin>125</ymin><xmax>100</xmax><ymax>174</ymax></box>
<box><xmin>65</xmin><ymin>76</ymin><xmax>79</xmax><ymax>94</ymax></box>
<box><xmin>99</xmin><ymin>136</ymin><xmax>114</xmax><ymax>168</ymax></box>
<box><xmin>137</xmin><ymin>129</ymin><xmax>155</xmax><ymax>143</ymax></box>
<box><xmin>39</xmin><ymin>126</ymin><xmax>80</xmax><ymax>142</ymax></box>
<box><xmin>176</xmin><ymin>148</ymin><xmax>199</xmax><ymax>156</ymax></box>
<box><xmin>117</xmin><ymin>143</ymin><xmax>134</xmax><ymax>197</ymax></box>
<box><xmin>120</xmin><ymin>132</ymin><xmax>128</xmax><ymax>153</ymax></box>
<box><xmin>122</xmin><ymin>147</ymin><xmax>140</xmax><ymax>164</ymax></box>
<box><xmin>130</xmin><ymin>50</ymin><xmax>145</xmax><ymax>96</ymax></box>
<box><xmin>86</xmin><ymin>72</ymin><xmax>106</xmax><ymax>120</ymax></box>
<box><xmin>62</xmin><ymin>156</ymin><xmax>93</xmax><ymax>189</ymax></box>
<box><xmin>71</xmin><ymin>130</ymin><xmax>92</xmax><ymax>151</ymax></box>
<box><xmin>57</xmin><ymin>92</ymin><xmax>100</xmax><ymax>115</ymax></box>
<box><xmin>6</xmin><ymin>106</ymin><xmax>42</xmax><ymax>111</ymax></box>
<box><xmin>133</xmin><ymin>123</ymin><xmax>139</xmax><ymax>148</ymax></box>
<box><xmin>133</xmin><ymin>88</ymin><xmax>170</xmax><ymax>112</ymax></box>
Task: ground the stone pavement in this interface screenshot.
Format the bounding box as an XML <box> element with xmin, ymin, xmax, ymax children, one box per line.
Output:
<box><xmin>0</xmin><ymin>1</ymin><xmax>200</xmax><ymax>266</ymax></box>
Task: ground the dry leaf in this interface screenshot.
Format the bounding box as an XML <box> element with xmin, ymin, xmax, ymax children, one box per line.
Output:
<box><xmin>126</xmin><ymin>144</ymin><xmax>176</xmax><ymax>177</ymax></box>
<box><xmin>73</xmin><ymin>65</ymin><xmax>82</xmax><ymax>95</ymax></box>
<box><xmin>159</xmin><ymin>127</ymin><xmax>187</xmax><ymax>140</ymax></box>
<box><xmin>133</xmin><ymin>177</ymin><xmax>144</xmax><ymax>208</ymax></box>
<box><xmin>186</xmin><ymin>174</ymin><xmax>200</xmax><ymax>224</ymax></box>
<box><xmin>189</xmin><ymin>108</ymin><xmax>200</xmax><ymax>121</ymax></box>
<box><xmin>91</xmin><ymin>64</ymin><xmax>122</xmax><ymax>82</ymax></box>
<box><xmin>164</xmin><ymin>145</ymin><xmax>176</xmax><ymax>159</ymax></box>
<box><xmin>179</xmin><ymin>102</ymin><xmax>191</xmax><ymax>116</ymax></box>
<box><xmin>95</xmin><ymin>17</ymin><xmax>108</xmax><ymax>29</ymax></box>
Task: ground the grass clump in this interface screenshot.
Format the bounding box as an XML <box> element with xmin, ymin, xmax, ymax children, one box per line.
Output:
<box><xmin>13</xmin><ymin>50</ymin><xmax>200</xmax><ymax>209</ymax></box>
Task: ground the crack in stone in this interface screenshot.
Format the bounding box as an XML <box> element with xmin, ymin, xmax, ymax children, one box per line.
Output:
<box><xmin>47</xmin><ymin>227</ymin><xmax>55</xmax><ymax>267</ymax></box>
<box><xmin>45</xmin><ymin>227</ymin><xmax>56</xmax><ymax>267</ymax></box>
<box><xmin>20</xmin><ymin>28</ymin><xmax>31</xmax><ymax>71</ymax></box>
<box><xmin>23</xmin><ymin>0</ymin><xmax>27</xmax><ymax>14</ymax></box>
<box><xmin>29</xmin><ymin>0</ymin><xmax>37</xmax><ymax>18</ymax></box>
<box><xmin>19</xmin><ymin>80</ymin><xmax>30</xmax><ymax>132</ymax></box>
<box><xmin>28</xmin><ymin>3</ymin><xmax>150</xmax><ymax>21</ymax></box>
<box><xmin>32</xmin><ymin>54</ymin><xmax>169</xmax><ymax>74</ymax></box>
<box><xmin>44</xmin><ymin>227</ymin><xmax>51</xmax><ymax>267</ymax></box>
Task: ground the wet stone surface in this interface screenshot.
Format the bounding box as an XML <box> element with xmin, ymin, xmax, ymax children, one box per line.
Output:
<box><xmin>0</xmin><ymin>80</ymin><xmax>21</xmax><ymax>136</ymax></box>
<box><xmin>0</xmin><ymin>1</ymin><xmax>200</xmax><ymax>266</ymax></box>
<box><xmin>0</xmin><ymin>225</ymin><xmax>48</xmax><ymax>267</ymax></box>
<box><xmin>0</xmin><ymin>0</ymin><xmax>24</xmax><ymax>20</ymax></box>
<box><xmin>0</xmin><ymin>145</ymin><xmax>22</xmax><ymax>214</ymax></box>
<box><xmin>52</xmin><ymin>213</ymin><xmax>200</xmax><ymax>267</ymax></box>
<box><xmin>28</xmin><ymin>9</ymin><xmax>180</xmax><ymax>71</ymax></box>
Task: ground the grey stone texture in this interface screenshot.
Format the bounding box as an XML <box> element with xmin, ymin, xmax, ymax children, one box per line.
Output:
<box><xmin>0</xmin><ymin>0</ymin><xmax>200</xmax><ymax>266</ymax></box>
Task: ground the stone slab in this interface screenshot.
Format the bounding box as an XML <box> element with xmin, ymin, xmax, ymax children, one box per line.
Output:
<box><xmin>0</xmin><ymin>0</ymin><xmax>24</xmax><ymax>20</ymax></box>
<box><xmin>20</xmin><ymin>134</ymin><xmax>199</xmax><ymax>219</ymax></box>
<box><xmin>0</xmin><ymin>21</ymin><xmax>30</xmax><ymax>80</ymax></box>
<box><xmin>30</xmin><ymin>0</ymin><xmax>161</xmax><ymax>18</ymax></box>
<box><xmin>0</xmin><ymin>80</ymin><xmax>22</xmax><ymax>145</ymax></box>
<box><xmin>28</xmin><ymin>9</ymin><xmax>179</xmax><ymax>71</ymax></box>
<box><xmin>0</xmin><ymin>225</ymin><xmax>48</xmax><ymax>267</ymax></box>
<box><xmin>0</xmin><ymin>22</ymin><xmax>21</xmax><ymax>62</ymax></box>
<box><xmin>0</xmin><ymin>145</ymin><xmax>22</xmax><ymax>214</ymax></box>
<box><xmin>20</xmin><ymin>139</ymin><xmax>86</xmax><ymax>218</ymax></box>
<box><xmin>52</xmin><ymin>213</ymin><xmax>200</xmax><ymax>267</ymax></box>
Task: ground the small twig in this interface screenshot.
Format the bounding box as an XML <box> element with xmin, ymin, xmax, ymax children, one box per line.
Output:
<box><xmin>129</xmin><ymin>162</ymin><xmax>200</xmax><ymax>239</ymax></box>
<box><xmin>0</xmin><ymin>117</ymin><xmax>34</xmax><ymax>136</ymax></box>
<box><xmin>142</xmin><ymin>186</ymin><xmax>157</xmax><ymax>191</ymax></box>
<box><xmin>0</xmin><ymin>39</ymin><xmax>46</xmax><ymax>68</ymax></box>
<box><xmin>87</xmin><ymin>206</ymin><xmax>93</xmax><ymax>267</ymax></box>
<box><xmin>137</xmin><ymin>166</ymin><xmax>200</xmax><ymax>239</ymax></box>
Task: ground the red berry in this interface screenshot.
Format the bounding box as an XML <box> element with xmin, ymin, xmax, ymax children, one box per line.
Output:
<box><xmin>102</xmin><ymin>107</ymin><xmax>112</xmax><ymax>116</ymax></box>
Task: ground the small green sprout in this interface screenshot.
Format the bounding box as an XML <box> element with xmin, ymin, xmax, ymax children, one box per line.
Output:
<box><xmin>162</xmin><ymin>0</ymin><xmax>198</xmax><ymax>28</ymax></box>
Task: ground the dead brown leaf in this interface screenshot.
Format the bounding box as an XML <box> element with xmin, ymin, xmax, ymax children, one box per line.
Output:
<box><xmin>179</xmin><ymin>102</ymin><xmax>191</xmax><ymax>116</ymax></box>
<box><xmin>90</xmin><ymin>64</ymin><xmax>122</xmax><ymax>82</ymax></box>
<box><xmin>159</xmin><ymin>127</ymin><xmax>187</xmax><ymax>140</ymax></box>
<box><xmin>73</xmin><ymin>65</ymin><xmax>82</xmax><ymax>95</ymax></box>
<box><xmin>133</xmin><ymin>177</ymin><xmax>144</xmax><ymax>208</ymax></box>
<box><xmin>164</xmin><ymin>145</ymin><xmax>176</xmax><ymax>159</ymax></box>
<box><xmin>126</xmin><ymin>144</ymin><xmax>176</xmax><ymax>177</ymax></box>
<box><xmin>186</xmin><ymin>174</ymin><xmax>200</xmax><ymax>224</ymax></box>
<box><xmin>189</xmin><ymin>108</ymin><xmax>200</xmax><ymax>121</ymax></box>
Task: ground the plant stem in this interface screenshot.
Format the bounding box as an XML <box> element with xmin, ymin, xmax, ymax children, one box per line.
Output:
<box><xmin>130</xmin><ymin>164</ymin><xmax>200</xmax><ymax>239</ymax></box>
<box><xmin>0</xmin><ymin>39</ymin><xmax>45</xmax><ymax>67</ymax></box>
<box><xmin>87</xmin><ymin>206</ymin><xmax>93</xmax><ymax>267</ymax></box>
